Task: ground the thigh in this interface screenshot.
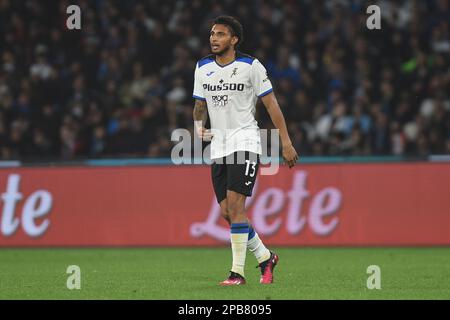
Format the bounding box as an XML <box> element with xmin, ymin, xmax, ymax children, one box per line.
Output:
<box><xmin>211</xmin><ymin>158</ymin><xmax>227</xmax><ymax>203</ymax></box>
<box><xmin>226</xmin><ymin>151</ymin><xmax>259</xmax><ymax>197</ymax></box>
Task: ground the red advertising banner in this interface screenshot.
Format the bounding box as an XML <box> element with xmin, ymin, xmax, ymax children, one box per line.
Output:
<box><xmin>0</xmin><ymin>163</ymin><xmax>449</xmax><ymax>246</ymax></box>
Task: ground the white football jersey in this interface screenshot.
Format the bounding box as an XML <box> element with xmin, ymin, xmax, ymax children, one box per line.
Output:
<box><xmin>193</xmin><ymin>52</ymin><xmax>273</xmax><ymax>159</ymax></box>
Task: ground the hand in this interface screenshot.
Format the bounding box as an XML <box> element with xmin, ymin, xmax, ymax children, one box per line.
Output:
<box><xmin>282</xmin><ymin>143</ymin><xmax>299</xmax><ymax>169</ymax></box>
<box><xmin>196</xmin><ymin>126</ymin><xmax>214</xmax><ymax>141</ymax></box>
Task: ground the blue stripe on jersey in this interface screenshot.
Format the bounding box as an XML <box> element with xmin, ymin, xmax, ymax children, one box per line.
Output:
<box><xmin>258</xmin><ymin>88</ymin><xmax>273</xmax><ymax>97</ymax></box>
<box><xmin>236</xmin><ymin>56</ymin><xmax>254</xmax><ymax>64</ymax></box>
<box><xmin>193</xmin><ymin>95</ymin><xmax>206</xmax><ymax>101</ymax></box>
<box><xmin>198</xmin><ymin>58</ymin><xmax>214</xmax><ymax>68</ymax></box>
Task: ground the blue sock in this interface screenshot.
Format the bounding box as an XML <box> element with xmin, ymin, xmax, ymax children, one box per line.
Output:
<box><xmin>231</xmin><ymin>223</ymin><xmax>249</xmax><ymax>234</ymax></box>
<box><xmin>248</xmin><ymin>225</ymin><xmax>256</xmax><ymax>240</ymax></box>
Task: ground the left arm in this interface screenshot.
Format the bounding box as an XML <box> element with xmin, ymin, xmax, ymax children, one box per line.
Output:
<box><xmin>261</xmin><ymin>92</ymin><xmax>299</xmax><ymax>168</ymax></box>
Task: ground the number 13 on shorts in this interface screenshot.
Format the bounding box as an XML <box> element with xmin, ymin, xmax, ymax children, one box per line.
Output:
<box><xmin>244</xmin><ymin>159</ymin><xmax>257</xmax><ymax>177</ymax></box>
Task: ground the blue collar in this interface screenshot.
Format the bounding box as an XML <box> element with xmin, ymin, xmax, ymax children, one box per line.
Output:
<box><xmin>215</xmin><ymin>56</ymin><xmax>236</xmax><ymax>68</ymax></box>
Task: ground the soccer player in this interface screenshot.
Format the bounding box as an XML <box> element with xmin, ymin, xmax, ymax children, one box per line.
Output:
<box><xmin>192</xmin><ymin>16</ymin><xmax>298</xmax><ymax>286</ymax></box>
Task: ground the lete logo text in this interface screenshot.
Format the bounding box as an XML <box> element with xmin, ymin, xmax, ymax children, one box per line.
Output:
<box><xmin>1</xmin><ymin>174</ymin><xmax>53</xmax><ymax>237</ymax></box>
<box><xmin>190</xmin><ymin>170</ymin><xmax>343</xmax><ymax>241</ymax></box>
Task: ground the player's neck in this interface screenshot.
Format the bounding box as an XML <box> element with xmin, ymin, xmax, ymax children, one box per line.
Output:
<box><xmin>215</xmin><ymin>49</ymin><xmax>236</xmax><ymax>66</ymax></box>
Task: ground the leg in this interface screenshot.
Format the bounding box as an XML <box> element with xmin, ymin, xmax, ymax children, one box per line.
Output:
<box><xmin>219</xmin><ymin>199</ymin><xmax>231</xmax><ymax>225</ymax></box>
<box><xmin>220</xmin><ymin>198</ymin><xmax>266</xmax><ymax>261</ymax></box>
<box><xmin>226</xmin><ymin>151</ymin><xmax>270</xmax><ymax>264</ymax></box>
<box><xmin>226</xmin><ymin>190</ymin><xmax>247</xmax><ymax>223</ymax></box>
<box><xmin>220</xmin><ymin>199</ymin><xmax>258</xmax><ymax>247</ymax></box>
<box><xmin>226</xmin><ymin>152</ymin><xmax>278</xmax><ymax>284</ymax></box>
<box><xmin>219</xmin><ymin>151</ymin><xmax>257</xmax><ymax>225</ymax></box>
<box><xmin>221</xmin><ymin>192</ymin><xmax>278</xmax><ymax>284</ymax></box>
<box><xmin>225</xmin><ymin>190</ymin><xmax>248</xmax><ymax>281</ymax></box>
<box><xmin>220</xmin><ymin>198</ymin><xmax>251</xmax><ymax>228</ymax></box>
<box><xmin>227</xmin><ymin>190</ymin><xmax>275</xmax><ymax>283</ymax></box>
<box><xmin>222</xmin><ymin>152</ymin><xmax>258</xmax><ymax>282</ymax></box>
<box><xmin>219</xmin><ymin>152</ymin><xmax>278</xmax><ymax>285</ymax></box>
<box><xmin>213</xmin><ymin>159</ymin><xmax>246</xmax><ymax>285</ymax></box>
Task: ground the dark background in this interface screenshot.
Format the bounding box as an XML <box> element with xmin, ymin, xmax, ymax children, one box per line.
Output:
<box><xmin>0</xmin><ymin>0</ymin><xmax>449</xmax><ymax>161</ymax></box>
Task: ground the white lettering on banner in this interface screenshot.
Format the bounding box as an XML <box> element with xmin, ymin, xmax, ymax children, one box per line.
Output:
<box><xmin>285</xmin><ymin>171</ymin><xmax>310</xmax><ymax>234</ymax></box>
<box><xmin>0</xmin><ymin>174</ymin><xmax>22</xmax><ymax>236</ymax></box>
<box><xmin>309</xmin><ymin>187</ymin><xmax>341</xmax><ymax>235</ymax></box>
<box><xmin>1</xmin><ymin>174</ymin><xmax>53</xmax><ymax>237</ymax></box>
<box><xmin>22</xmin><ymin>191</ymin><xmax>52</xmax><ymax>237</ymax></box>
<box><xmin>252</xmin><ymin>188</ymin><xmax>284</xmax><ymax>234</ymax></box>
<box><xmin>190</xmin><ymin>170</ymin><xmax>343</xmax><ymax>241</ymax></box>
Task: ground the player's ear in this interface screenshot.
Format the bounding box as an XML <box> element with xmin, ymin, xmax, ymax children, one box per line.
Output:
<box><xmin>231</xmin><ymin>36</ymin><xmax>238</xmax><ymax>46</ymax></box>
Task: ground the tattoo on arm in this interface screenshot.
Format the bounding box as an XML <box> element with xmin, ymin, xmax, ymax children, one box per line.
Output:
<box><xmin>193</xmin><ymin>99</ymin><xmax>207</xmax><ymax>123</ymax></box>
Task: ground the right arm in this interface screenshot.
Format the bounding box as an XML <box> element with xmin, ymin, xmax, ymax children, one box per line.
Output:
<box><xmin>193</xmin><ymin>99</ymin><xmax>213</xmax><ymax>140</ymax></box>
<box><xmin>193</xmin><ymin>98</ymin><xmax>207</xmax><ymax>125</ymax></box>
<box><xmin>192</xmin><ymin>61</ymin><xmax>213</xmax><ymax>140</ymax></box>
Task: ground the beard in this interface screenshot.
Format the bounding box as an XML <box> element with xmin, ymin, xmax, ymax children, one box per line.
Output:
<box><xmin>212</xmin><ymin>44</ymin><xmax>232</xmax><ymax>56</ymax></box>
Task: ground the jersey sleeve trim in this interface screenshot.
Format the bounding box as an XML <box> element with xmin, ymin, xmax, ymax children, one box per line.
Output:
<box><xmin>258</xmin><ymin>88</ymin><xmax>273</xmax><ymax>97</ymax></box>
<box><xmin>193</xmin><ymin>94</ymin><xmax>206</xmax><ymax>101</ymax></box>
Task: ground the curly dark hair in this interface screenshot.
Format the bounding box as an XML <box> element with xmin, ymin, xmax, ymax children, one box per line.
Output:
<box><xmin>213</xmin><ymin>15</ymin><xmax>244</xmax><ymax>47</ymax></box>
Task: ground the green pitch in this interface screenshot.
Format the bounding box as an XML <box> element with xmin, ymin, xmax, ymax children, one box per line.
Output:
<box><xmin>1</xmin><ymin>247</ymin><xmax>449</xmax><ymax>299</ymax></box>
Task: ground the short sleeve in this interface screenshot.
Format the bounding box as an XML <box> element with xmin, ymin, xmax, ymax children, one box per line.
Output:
<box><xmin>193</xmin><ymin>62</ymin><xmax>206</xmax><ymax>100</ymax></box>
<box><xmin>251</xmin><ymin>59</ymin><xmax>273</xmax><ymax>98</ymax></box>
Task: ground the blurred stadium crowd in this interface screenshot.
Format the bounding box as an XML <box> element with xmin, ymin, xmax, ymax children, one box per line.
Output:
<box><xmin>0</xmin><ymin>0</ymin><xmax>449</xmax><ymax>160</ymax></box>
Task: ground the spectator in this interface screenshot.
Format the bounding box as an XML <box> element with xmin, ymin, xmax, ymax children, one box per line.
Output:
<box><xmin>0</xmin><ymin>0</ymin><xmax>448</xmax><ymax>161</ymax></box>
